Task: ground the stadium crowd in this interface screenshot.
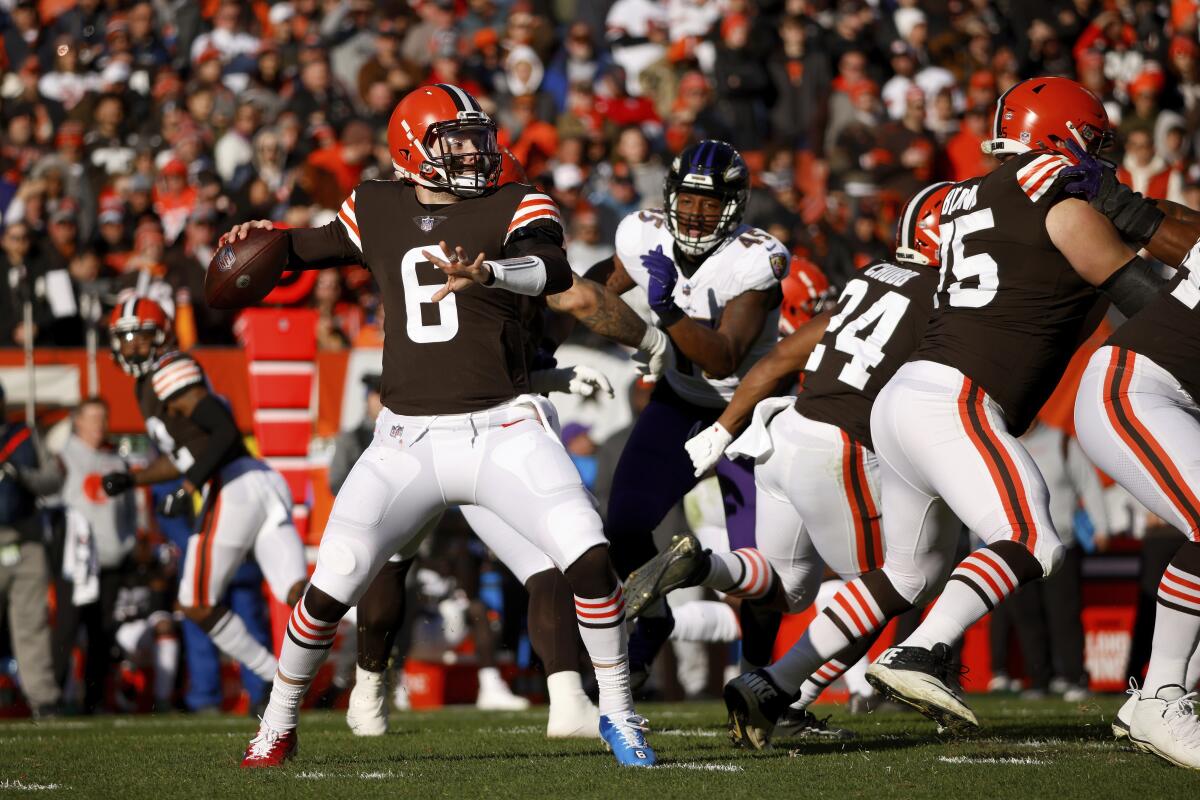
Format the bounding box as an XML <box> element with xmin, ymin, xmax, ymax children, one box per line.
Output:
<box><xmin>1</xmin><ymin>0</ymin><xmax>1199</xmax><ymax>715</ymax></box>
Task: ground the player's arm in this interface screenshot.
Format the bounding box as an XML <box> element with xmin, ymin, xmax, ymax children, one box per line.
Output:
<box><xmin>165</xmin><ymin>385</ymin><xmax>243</xmax><ymax>494</ymax></box>
<box><xmin>664</xmin><ymin>289</ymin><xmax>775</xmax><ymax>380</ymax></box>
<box><xmin>545</xmin><ymin>273</ymin><xmax>648</xmax><ymax>348</ymax></box>
<box><xmin>583</xmin><ymin>254</ymin><xmax>637</xmax><ymax>294</ymax></box>
<box><xmin>220</xmin><ymin>191</ymin><xmax>365</xmax><ymax>270</ymax></box>
<box><xmin>716</xmin><ymin>310</ymin><xmax>830</xmax><ymax>436</ymax></box>
<box><xmin>133</xmin><ymin>455</ymin><xmax>181</xmax><ymax>485</ymax></box>
<box><xmin>425</xmin><ymin>220</ymin><xmax>573</xmax><ymax>300</ymax></box>
<box><xmin>1141</xmin><ymin>200</ymin><xmax>1200</xmax><ymax>267</ymax></box>
<box><xmin>1045</xmin><ymin>198</ymin><xmax>1167</xmax><ymax>316</ymax></box>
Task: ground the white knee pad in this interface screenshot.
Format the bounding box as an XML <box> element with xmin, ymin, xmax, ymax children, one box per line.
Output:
<box><xmin>311</xmin><ymin>527</ymin><xmax>377</xmax><ymax>606</ymax></box>
<box><xmin>779</xmin><ymin>565</ymin><xmax>824</xmax><ymax>614</ymax></box>
<box><xmin>1039</xmin><ymin>539</ymin><xmax>1066</xmax><ymax>579</ymax></box>
<box><xmin>882</xmin><ymin>556</ymin><xmax>950</xmax><ymax>607</ymax></box>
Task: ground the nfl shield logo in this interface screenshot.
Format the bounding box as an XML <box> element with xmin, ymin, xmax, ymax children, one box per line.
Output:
<box><xmin>415</xmin><ymin>215</ymin><xmax>446</xmax><ymax>232</ymax></box>
<box><xmin>389</xmin><ymin>424</ymin><xmax>403</xmax><ymax>443</ymax></box>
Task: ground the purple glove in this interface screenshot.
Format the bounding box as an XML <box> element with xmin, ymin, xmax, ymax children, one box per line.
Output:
<box><xmin>640</xmin><ymin>245</ymin><xmax>679</xmax><ymax>315</ymax></box>
<box><xmin>1059</xmin><ymin>140</ymin><xmax>1106</xmax><ymax>201</ymax></box>
<box><xmin>1060</xmin><ymin>139</ymin><xmax>1165</xmax><ymax>244</ymax></box>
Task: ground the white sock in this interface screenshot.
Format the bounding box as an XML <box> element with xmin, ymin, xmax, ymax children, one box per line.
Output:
<box><xmin>355</xmin><ymin>665</ymin><xmax>384</xmax><ymax>692</ymax></box>
<box><xmin>904</xmin><ymin>547</ymin><xmax>1028</xmax><ymax>650</ymax></box>
<box><xmin>1186</xmin><ymin>638</ymin><xmax>1200</xmax><ymax>691</ymax></box>
<box><xmin>702</xmin><ymin>549</ymin><xmax>773</xmax><ymax>599</ymax></box>
<box><xmin>209</xmin><ymin>610</ymin><xmax>277</xmax><ymax>681</ymax></box>
<box><xmin>1144</xmin><ymin>558</ymin><xmax>1200</xmax><ymax>695</ymax></box>
<box><xmin>546</xmin><ymin>671</ymin><xmax>589</xmax><ymax>707</ymax></box>
<box><xmin>154</xmin><ymin>635</ymin><xmax>179</xmax><ymax>702</ymax></box>
<box><xmin>478</xmin><ymin>666</ymin><xmax>508</xmax><ymax>693</ymax></box>
<box><xmin>670</xmin><ymin>600</ymin><xmax>741</xmax><ymax>643</ymax></box>
<box><xmin>262</xmin><ymin>599</ymin><xmax>340</xmax><ymax>731</ymax></box>
<box><xmin>575</xmin><ymin>587</ymin><xmax>632</xmax><ymax>717</ymax></box>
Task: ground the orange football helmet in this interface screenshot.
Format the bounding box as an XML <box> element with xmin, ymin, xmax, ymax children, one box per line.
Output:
<box><xmin>780</xmin><ymin>256</ymin><xmax>832</xmax><ymax>334</ymax></box>
<box><xmin>981</xmin><ymin>76</ymin><xmax>1111</xmax><ymax>159</ymax></box>
<box><xmin>387</xmin><ymin>83</ymin><xmax>502</xmax><ymax>198</ymax></box>
<box><xmin>109</xmin><ymin>295</ymin><xmax>171</xmax><ymax>376</ymax></box>
<box><xmin>498</xmin><ymin>147</ymin><xmax>529</xmax><ymax>185</ymax></box>
<box><xmin>895</xmin><ymin>181</ymin><xmax>954</xmax><ymax>268</ymax></box>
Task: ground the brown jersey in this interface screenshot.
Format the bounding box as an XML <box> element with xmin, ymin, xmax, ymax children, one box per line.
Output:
<box><xmin>911</xmin><ymin>150</ymin><xmax>1100</xmax><ymax>434</ymax></box>
<box><xmin>137</xmin><ymin>352</ymin><xmax>247</xmax><ymax>474</ymax></box>
<box><xmin>794</xmin><ymin>260</ymin><xmax>938</xmax><ymax>448</ymax></box>
<box><xmin>289</xmin><ymin>181</ymin><xmax>568</xmax><ymax>415</ymax></box>
<box><xmin>1108</xmin><ymin>264</ymin><xmax>1200</xmax><ymax>401</ymax></box>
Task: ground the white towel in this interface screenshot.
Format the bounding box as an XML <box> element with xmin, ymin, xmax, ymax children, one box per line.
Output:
<box><xmin>725</xmin><ymin>397</ymin><xmax>795</xmax><ymax>464</ymax></box>
<box><xmin>62</xmin><ymin>508</ymin><xmax>99</xmax><ymax>606</ymax></box>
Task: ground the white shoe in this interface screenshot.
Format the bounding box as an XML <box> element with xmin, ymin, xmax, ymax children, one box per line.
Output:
<box><xmin>476</xmin><ymin>667</ymin><xmax>530</xmax><ymax>711</ymax></box>
<box><xmin>393</xmin><ymin>678</ymin><xmax>411</xmax><ymax>712</ymax></box>
<box><xmin>1129</xmin><ymin>685</ymin><xmax>1200</xmax><ymax>769</ymax></box>
<box><xmin>1113</xmin><ymin>679</ymin><xmax>1141</xmax><ymax>739</ymax></box>
<box><xmin>346</xmin><ymin>667</ymin><xmax>388</xmax><ymax>737</ymax></box>
<box><xmin>545</xmin><ymin>671</ymin><xmax>599</xmax><ymax>738</ymax></box>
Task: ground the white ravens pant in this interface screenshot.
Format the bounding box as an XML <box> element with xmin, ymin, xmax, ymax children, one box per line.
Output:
<box><xmin>177</xmin><ymin>457</ymin><xmax>308</xmax><ymax>607</ymax></box>
<box><xmin>869</xmin><ymin>360</ymin><xmax>1063</xmax><ymax>604</ymax></box>
<box><xmin>1075</xmin><ymin>346</ymin><xmax>1200</xmax><ymax>542</ymax></box>
<box><xmin>752</xmin><ymin>406</ymin><xmax>887</xmax><ymax>612</ymax></box>
<box><xmin>314</xmin><ymin>396</ymin><xmax>605</xmax><ymax>606</ymax></box>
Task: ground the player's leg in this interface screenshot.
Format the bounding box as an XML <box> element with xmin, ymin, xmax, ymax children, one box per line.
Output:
<box><xmin>244</xmin><ymin>430</ymin><xmax>445</xmax><ymax>767</ymax></box>
<box><xmin>177</xmin><ymin>487</ymin><xmax>278</xmax><ymax>682</ymax></box>
<box><xmin>344</xmin><ymin>554</ymin><xmax>413</xmax><ymax>737</ymax></box>
<box><xmin>461</xmin><ymin>504</ymin><xmax>596</xmax><ymax>736</ymax></box>
<box><xmin>1075</xmin><ymin>347</ymin><xmax>1200</xmax><ymax>767</ymax></box>
<box><xmin>473</xmin><ymin>416</ymin><xmax>654</xmax><ymax>766</ymax></box>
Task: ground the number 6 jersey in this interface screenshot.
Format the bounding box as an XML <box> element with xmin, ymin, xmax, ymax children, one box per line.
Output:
<box><xmin>284</xmin><ymin>180</ymin><xmax>570</xmax><ymax>415</ymax></box>
<box><xmin>795</xmin><ymin>260</ymin><xmax>938</xmax><ymax>449</ymax></box>
<box><xmin>911</xmin><ymin>150</ymin><xmax>1101</xmax><ymax>435</ymax></box>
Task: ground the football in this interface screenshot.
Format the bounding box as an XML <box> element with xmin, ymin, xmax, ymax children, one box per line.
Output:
<box><xmin>204</xmin><ymin>227</ymin><xmax>289</xmax><ymax>309</ymax></box>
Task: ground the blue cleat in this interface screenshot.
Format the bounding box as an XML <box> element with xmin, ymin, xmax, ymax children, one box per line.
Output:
<box><xmin>600</xmin><ymin>713</ymin><xmax>657</xmax><ymax>767</ymax></box>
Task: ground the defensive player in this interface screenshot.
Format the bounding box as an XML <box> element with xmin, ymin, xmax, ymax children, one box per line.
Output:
<box><xmin>229</xmin><ymin>84</ymin><xmax>656</xmax><ymax>767</ymax></box>
<box><xmin>101</xmin><ymin>297</ymin><xmax>308</xmax><ymax>688</ymax></box>
<box><xmin>629</xmin><ymin>183</ymin><xmax>955</xmax><ymax>747</ymax></box>
<box><xmin>726</xmin><ymin>76</ymin><xmax>1171</xmax><ymax>737</ymax></box>
<box><xmin>585</xmin><ymin>139</ymin><xmax>792</xmax><ymax>678</ymax></box>
<box><xmin>1063</xmin><ymin>146</ymin><xmax>1200</xmax><ymax>768</ymax></box>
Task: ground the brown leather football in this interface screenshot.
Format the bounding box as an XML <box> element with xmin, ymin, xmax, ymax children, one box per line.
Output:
<box><xmin>205</xmin><ymin>227</ymin><xmax>289</xmax><ymax>309</ymax></box>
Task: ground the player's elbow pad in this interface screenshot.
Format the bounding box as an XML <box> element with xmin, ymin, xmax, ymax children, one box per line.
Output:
<box><xmin>483</xmin><ymin>256</ymin><xmax>549</xmax><ymax>296</ymax></box>
<box><xmin>183</xmin><ymin>395</ymin><xmax>240</xmax><ymax>487</ymax></box>
<box><xmin>1099</xmin><ymin>255</ymin><xmax>1168</xmax><ymax>317</ymax></box>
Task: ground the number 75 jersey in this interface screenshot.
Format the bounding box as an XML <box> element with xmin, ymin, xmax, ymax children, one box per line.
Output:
<box><xmin>794</xmin><ymin>260</ymin><xmax>938</xmax><ymax>449</ymax></box>
<box><xmin>911</xmin><ymin>150</ymin><xmax>1100</xmax><ymax>435</ymax></box>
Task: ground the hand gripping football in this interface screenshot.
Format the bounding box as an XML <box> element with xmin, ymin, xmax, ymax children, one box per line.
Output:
<box><xmin>205</xmin><ymin>227</ymin><xmax>289</xmax><ymax>309</ymax></box>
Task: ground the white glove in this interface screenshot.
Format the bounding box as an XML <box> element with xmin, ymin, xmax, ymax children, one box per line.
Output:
<box><xmin>530</xmin><ymin>365</ymin><xmax>615</xmax><ymax>398</ymax></box>
<box><xmin>685</xmin><ymin>422</ymin><xmax>733</xmax><ymax>478</ymax></box>
<box><xmin>633</xmin><ymin>325</ymin><xmax>669</xmax><ymax>382</ymax></box>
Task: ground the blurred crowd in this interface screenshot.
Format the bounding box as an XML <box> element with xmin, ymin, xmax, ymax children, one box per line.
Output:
<box><xmin>3</xmin><ymin>0</ymin><xmax>1200</xmax><ymax>349</ymax></box>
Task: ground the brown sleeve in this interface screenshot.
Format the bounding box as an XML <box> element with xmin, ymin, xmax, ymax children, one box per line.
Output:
<box><xmin>286</xmin><ymin>220</ymin><xmax>364</xmax><ymax>271</ymax></box>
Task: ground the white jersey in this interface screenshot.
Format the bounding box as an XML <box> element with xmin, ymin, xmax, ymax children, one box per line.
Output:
<box><xmin>615</xmin><ymin>208</ymin><xmax>787</xmax><ymax>407</ymax></box>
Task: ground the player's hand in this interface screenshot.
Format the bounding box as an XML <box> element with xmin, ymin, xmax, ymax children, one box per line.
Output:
<box><xmin>685</xmin><ymin>422</ymin><xmax>732</xmax><ymax>478</ymax></box>
<box><xmin>633</xmin><ymin>325</ymin><xmax>669</xmax><ymax>381</ymax></box>
<box><xmin>423</xmin><ymin>241</ymin><xmax>490</xmax><ymax>302</ymax></box>
<box><xmin>101</xmin><ymin>471</ymin><xmax>134</xmax><ymax>496</ymax></box>
<box><xmin>1061</xmin><ymin>140</ymin><xmax>1163</xmax><ymax>244</ymax></box>
<box><xmin>218</xmin><ymin>219</ymin><xmax>274</xmax><ymax>247</ymax></box>
<box><xmin>641</xmin><ymin>245</ymin><xmax>679</xmax><ymax>314</ymax></box>
<box><xmin>531</xmin><ymin>365</ymin><xmax>615</xmax><ymax>398</ymax></box>
<box><xmin>157</xmin><ymin>486</ymin><xmax>192</xmax><ymax>518</ymax></box>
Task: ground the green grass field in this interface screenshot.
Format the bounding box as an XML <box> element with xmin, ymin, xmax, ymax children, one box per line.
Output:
<box><xmin>3</xmin><ymin>696</ymin><xmax>1195</xmax><ymax>799</ymax></box>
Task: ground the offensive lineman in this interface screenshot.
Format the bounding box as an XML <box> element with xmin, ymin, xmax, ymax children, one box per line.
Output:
<box><xmin>101</xmin><ymin>297</ymin><xmax>308</xmax><ymax>689</ymax></box>
<box><xmin>227</xmin><ymin>84</ymin><xmax>657</xmax><ymax>768</ymax></box>
<box><xmin>727</xmin><ymin>76</ymin><xmax>1172</xmax><ymax>736</ymax></box>
<box><xmin>628</xmin><ymin>184</ymin><xmax>956</xmax><ymax>747</ymax></box>
<box><xmin>584</xmin><ymin>139</ymin><xmax>793</xmax><ymax>679</ymax></box>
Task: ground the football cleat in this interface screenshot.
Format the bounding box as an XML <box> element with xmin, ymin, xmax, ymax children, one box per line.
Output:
<box><xmin>724</xmin><ymin>669</ymin><xmax>790</xmax><ymax>750</ymax></box>
<box><xmin>624</xmin><ymin>533</ymin><xmax>708</xmax><ymax>619</ymax></box>
<box><xmin>865</xmin><ymin>644</ymin><xmax>979</xmax><ymax>732</ymax></box>
<box><xmin>628</xmin><ymin>615</ymin><xmax>676</xmax><ymax>693</ymax></box>
<box><xmin>1113</xmin><ymin>679</ymin><xmax>1141</xmax><ymax>740</ymax></box>
<box><xmin>600</xmin><ymin>713</ymin><xmax>657</xmax><ymax>767</ymax></box>
<box><xmin>1128</xmin><ymin>685</ymin><xmax>1200</xmax><ymax>769</ymax></box>
<box><xmin>240</xmin><ymin>721</ymin><xmax>297</xmax><ymax>768</ymax></box>
<box><xmin>773</xmin><ymin>707</ymin><xmax>855</xmax><ymax>740</ymax></box>
<box><xmin>346</xmin><ymin>668</ymin><xmax>388</xmax><ymax>737</ymax></box>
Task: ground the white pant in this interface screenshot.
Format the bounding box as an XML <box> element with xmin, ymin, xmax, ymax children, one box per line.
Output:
<box><xmin>177</xmin><ymin>457</ymin><xmax>307</xmax><ymax>607</ymax></box>
<box><xmin>869</xmin><ymin>360</ymin><xmax>1062</xmax><ymax>604</ymax></box>
<box><xmin>753</xmin><ymin>407</ymin><xmax>886</xmax><ymax>611</ymax></box>
<box><xmin>316</xmin><ymin>396</ymin><xmax>604</xmax><ymax>605</ymax></box>
<box><xmin>1075</xmin><ymin>346</ymin><xmax>1200</xmax><ymax>541</ymax></box>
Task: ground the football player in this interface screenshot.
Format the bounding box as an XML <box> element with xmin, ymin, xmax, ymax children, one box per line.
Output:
<box><xmin>728</xmin><ymin>76</ymin><xmax>1172</xmax><ymax>737</ymax></box>
<box><xmin>629</xmin><ymin>183</ymin><xmax>955</xmax><ymax>747</ymax></box>
<box><xmin>101</xmin><ymin>297</ymin><xmax>308</xmax><ymax>691</ymax></box>
<box><xmin>1061</xmin><ymin>147</ymin><xmax>1200</xmax><ymax>768</ymax></box>
<box><xmin>577</xmin><ymin>139</ymin><xmax>793</xmax><ymax>681</ymax></box>
<box><xmin>227</xmin><ymin>84</ymin><xmax>657</xmax><ymax>767</ymax></box>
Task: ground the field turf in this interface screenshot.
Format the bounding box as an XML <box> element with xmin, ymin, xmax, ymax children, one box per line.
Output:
<box><xmin>3</xmin><ymin>695</ymin><xmax>1195</xmax><ymax>799</ymax></box>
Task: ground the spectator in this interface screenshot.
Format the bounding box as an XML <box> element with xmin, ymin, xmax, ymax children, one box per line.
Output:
<box><xmin>164</xmin><ymin>206</ymin><xmax>237</xmax><ymax>345</ymax></box>
<box><xmin>1118</xmin><ymin>128</ymin><xmax>1186</xmax><ymax>204</ymax></box>
<box><xmin>53</xmin><ymin>398</ymin><xmax>137</xmax><ymax>714</ymax></box>
<box><xmin>329</xmin><ymin>374</ymin><xmax>382</xmax><ymax>495</ymax></box>
<box><xmin>605</xmin><ymin>0</ymin><xmax>668</xmax><ymax>95</ymax></box>
<box><xmin>767</xmin><ymin>14</ymin><xmax>831</xmax><ymax>154</ymax></box>
<box><xmin>543</xmin><ymin>22</ymin><xmax>610</xmax><ymax>113</ymax></box>
<box><xmin>713</xmin><ymin>14</ymin><xmax>770</xmax><ymax>152</ymax></box>
<box><xmin>0</xmin><ymin>222</ymin><xmax>45</xmax><ymax>347</ymax></box>
<box><xmin>214</xmin><ymin>102</ymin><xmax>262</xmax><ymax>185</ymax></box>
<box><xmin>565</xmin><ymin>207</ymin><xmax>614</xmax><ymax>276</ymax></box>
<box><xmin>0</xmin><ymin>381</ymin><xmax>64</xmax><ymax>718</ymax></box>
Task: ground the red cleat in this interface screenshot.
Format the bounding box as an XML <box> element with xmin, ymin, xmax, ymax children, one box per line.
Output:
<box><xmin>240</xmin><ymin>723</ymin><xmax>298</xmax><ymax>768</ymax></box>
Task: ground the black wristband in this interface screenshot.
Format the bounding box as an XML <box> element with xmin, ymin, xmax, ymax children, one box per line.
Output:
<box><xmin>1099</xmin><ymin>255</ymin><xmax>1168</xmax><ymax>317</ymax></box>
<box><xmin>654</xmin><ymin>304</ymin><xmax>687</xmax><ymax>327</ymax></box>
